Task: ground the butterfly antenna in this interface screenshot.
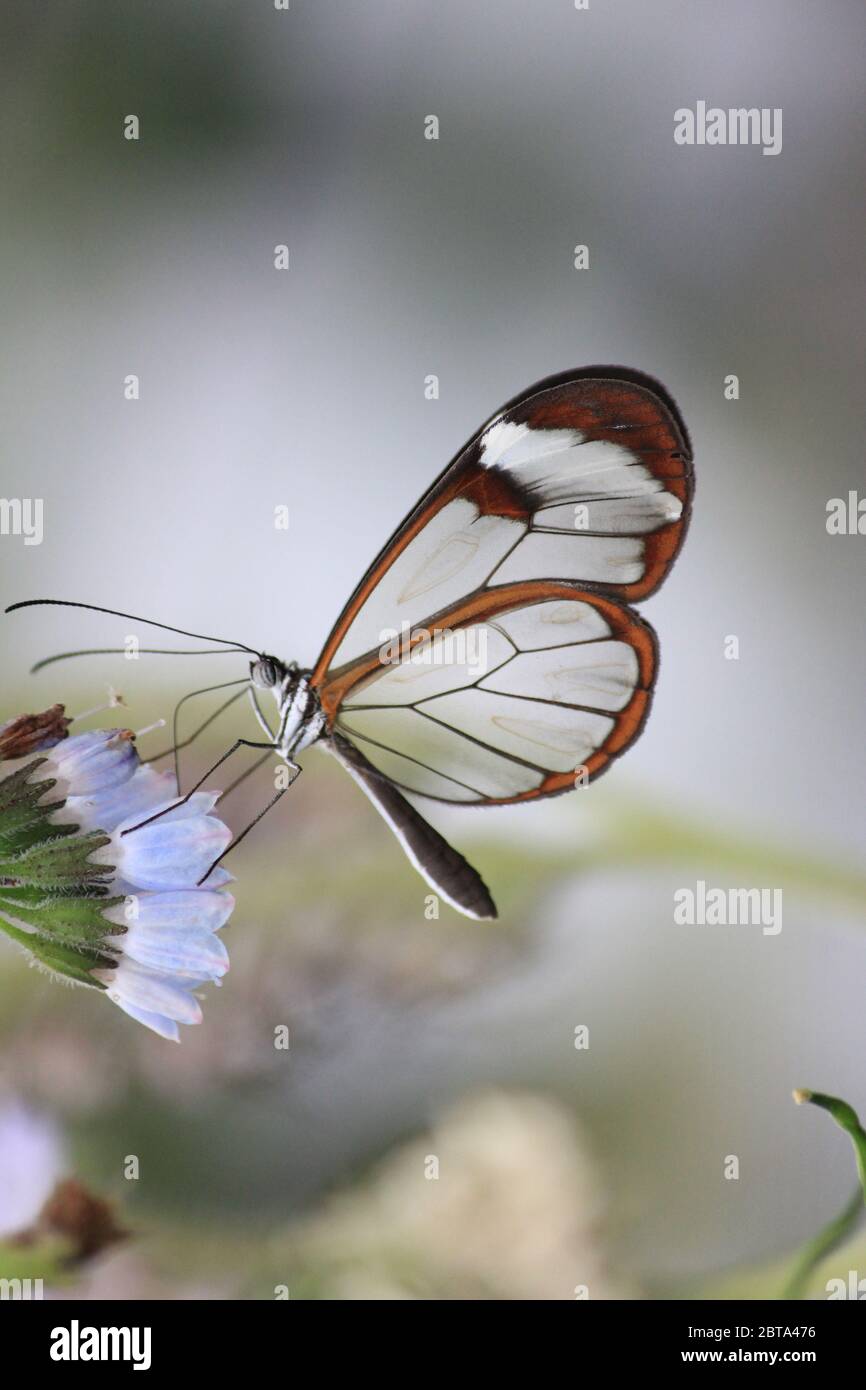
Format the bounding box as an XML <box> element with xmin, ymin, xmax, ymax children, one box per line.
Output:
<box><xmin>29</xmin><ymin>647</ymin><xmax>247</xmax><ymax>675</ymax></box>
<box><xmin>5</xmin><ymin>599</ymin><xmax>261</xmax><ymax>657</ymax></box>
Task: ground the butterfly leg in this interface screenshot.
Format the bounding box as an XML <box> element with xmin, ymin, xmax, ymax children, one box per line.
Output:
<box><xmin>120</xmin><ymin>737</ymin><xmax>277</xmax><ymax>836</ymax></box>
<box><xmin>248</xmin><ymin>683</ymin><xmax>277</xmax><ymax>741</ymax></box>
<box><xmin>196</xmin><ymin>757</ymin><xmax>302</xmax><ymax>884</ymax></box>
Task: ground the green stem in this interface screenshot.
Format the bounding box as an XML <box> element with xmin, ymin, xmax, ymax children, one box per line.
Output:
<box><xmin>782</xmin><ymin>1090</ymin><xmax>866</xmax><ymax>1299</ymax></box>
<box><xmin>794</xmin><ymin>1090</ymin><xmax>866</xmax><ymax>1198</ymax></box>
<box><xmin>782</xmin><ymin>1187</ymin><xmax>863</xmax><ymax>1300</ymax></box>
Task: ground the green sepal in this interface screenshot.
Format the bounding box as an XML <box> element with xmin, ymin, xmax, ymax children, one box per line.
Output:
<box><xmin>0</xmin><ymin>758</ymin><xmax>71</xmax><ymax>855</ymax></box>
<box><xmin>0</xmin><ymin>887</ymin><xmax>126</xmax><ymax>943</ymax></box>
<box><xmin>0</xmin><ymin>757</ymin><xmax>51</xmax><ymax>810</ymax></box>
<box><xmin>0</xmin><ymin>831</ymin><xmax>114</xmax><ymax>889</ymax></box>
<box><xmin>0</xmin><ymin>882</ymin><xmax>113</xmax><ymax>905</ymax></box>
<box><xmin>0</xmin><ymin>810</ymin><xmax>77</xmax><ymax>857</ymax></box>
<box><xmin>31</xmin><ymin>936</ymin><xmax>118</xmax><ymax>987</ymax></box>
<box><xmin>0</xmin><ymin>917</ymin><xmax>116</xmax><ymax>987</ymax></box>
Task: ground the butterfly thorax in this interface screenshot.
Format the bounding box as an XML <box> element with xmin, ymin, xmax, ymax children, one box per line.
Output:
<box><xmin>250</xmin><ymin>657</ymin><xmax>327</xmax><ymax>757</ymax></box>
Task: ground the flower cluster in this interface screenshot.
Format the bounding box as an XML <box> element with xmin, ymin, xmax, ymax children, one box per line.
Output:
<box><xmin>0</xmin><ymin>708</ymin><xmax>235</xmax><ymax>1040</ymax></box>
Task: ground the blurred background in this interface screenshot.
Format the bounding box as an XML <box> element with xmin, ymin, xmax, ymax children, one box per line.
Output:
<box><xmin>1</xmin><ymin>0</ymin><xmax>865</xmax><ymax>1299</ymax></box>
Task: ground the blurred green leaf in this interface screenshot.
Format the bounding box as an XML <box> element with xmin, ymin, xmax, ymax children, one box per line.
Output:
<box><xmin>0</xmin><ymin>1237</ymin><xmax>72</xmax><ymax>1286</ymax></box>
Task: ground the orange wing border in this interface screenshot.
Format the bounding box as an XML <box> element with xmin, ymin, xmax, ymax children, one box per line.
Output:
<box><xmin>318</xmin><ymin>580</ymin><xmax>658</xmax><ymax>808</ymax></box>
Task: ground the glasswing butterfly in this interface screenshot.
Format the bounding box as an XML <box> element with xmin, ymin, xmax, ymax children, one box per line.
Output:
<box><xmin>8</xmin><ymin>367</ymin><xmax>693</xmax><ymax>919</ymax></box>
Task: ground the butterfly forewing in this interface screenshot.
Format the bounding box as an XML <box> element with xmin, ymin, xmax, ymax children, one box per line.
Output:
<box><xmin>311</xmin><ymin>370</ymin><xmax>691</xmax><ymax>686</ymax></box>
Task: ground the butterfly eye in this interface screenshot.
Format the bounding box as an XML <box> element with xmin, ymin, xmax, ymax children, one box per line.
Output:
<box><xmin>251</xmin><ymin>657</ymin><xmax>279</xmax><ymax>689</ymax></box>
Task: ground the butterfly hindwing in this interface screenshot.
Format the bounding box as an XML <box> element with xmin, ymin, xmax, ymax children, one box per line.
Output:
<box><xmin>319</xmin><ymin>582</ymin><xmax>657</xmax><ymax>806</ymax></box>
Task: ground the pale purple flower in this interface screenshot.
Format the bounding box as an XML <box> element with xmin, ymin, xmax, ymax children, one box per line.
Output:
<box><xmin>95</xmin><ymin>959</ymin><xmax>209</xmax><ymax>1042</ymax></box>
<box><xmin>94</xmin><ymin>795</ymin><xmax>232</xmax><ymax>891</ymax></box>
<box><xmin>102</xmin><ymin>890</ymin><xmax>232</xmax><ymax>980</ymax></box>
<box><xmin>0</xmin><ymin>1100</ymin><xmax>65</xmax><ymax>1237</ymax></box>
<box><xmin>59</xmin><ymin>762</ymin><xmax>179</xmax><ymax>835</ymax></box>
<box><xmin>40</xmin><ymin>728</ymin><xmax>139</xmax><ymax>796</ymax></box>
<box><xmin>19</xmin><ymin>727</ymin><xmax>237</xmax><ymax>1042</ymax></box>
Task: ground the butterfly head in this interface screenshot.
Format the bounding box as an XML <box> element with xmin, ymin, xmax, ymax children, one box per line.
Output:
<box><xmin>250</xmin><ymin>654</ymin><xmax>289</xmax><ymax>690</ymax></box>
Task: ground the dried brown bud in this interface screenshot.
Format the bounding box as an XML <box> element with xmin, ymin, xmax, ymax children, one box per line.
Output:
<box><xmin>39</xmin><ymin>1178</ymin><xmax>128</xmax><ymax>1262</ymax></box>
<box><xmin>0</xmin><ymin>705</ymin><xmax>71</xmax><ymax>759</ymax></box>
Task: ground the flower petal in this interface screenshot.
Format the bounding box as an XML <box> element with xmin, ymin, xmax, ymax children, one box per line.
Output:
<box><xmin>103</xmin><ymin>889</ymin><xmax>234</xmax><ymax>935</ymax></box>
<box><xmin>195</xmin><ymin>865</ymin><xmax>235</xmax><ymax>889</ymax></box>
<box><xmin>108</xmin><ymin>997</ymin><xmax>181</xmax><ymax>1042</ymax></box>
<box><xmin>122</xmin><ymin>930</ymin><xmax>229</xmax><ymax>979</ymax></box>
<box><xmin>59</xmin><ymin>764</ymin><xmax>178</xmax><ymax>834</ymax></box>
<box><xmin>99</xmin><ymin>814</ymin><xmax>232</xmax><ymax>890</ymax></box>
<box><xmin>99</xmin><ymin>958</ymin><xmax>203</xmax><ymax>1025</ymax></box>
<box><xmin>118</xmin><ymin>898</ymin><xmax>231</xmax><ymax>978</ymax></box>
<box><xmin>134</xmin><ymin>791</ymin><xmax>221</xmax><ymax>823</ymax></box>
<box><xmin>43</xmin><ymin>730</ymin><xmax>139</xmax><ymax>796</ymax></box>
